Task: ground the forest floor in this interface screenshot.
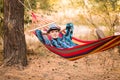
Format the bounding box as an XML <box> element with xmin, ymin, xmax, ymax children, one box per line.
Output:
<box><xmin>0</xmin><ymin>47</ymin><xmax>120</xmax><ymax>80</ymax></box>
<box><xmin>0</xmin><ymin>33</ymin><xmax>120</xmax><ymax>80</ymax></box>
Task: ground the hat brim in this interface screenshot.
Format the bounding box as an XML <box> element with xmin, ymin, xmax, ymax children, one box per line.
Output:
<box><xmin>47</xmin><ymin>28</ymin><xmax>60</xmax><ymax>33</ymax></box>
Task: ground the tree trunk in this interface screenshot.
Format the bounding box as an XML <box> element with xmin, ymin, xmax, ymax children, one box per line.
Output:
<box><xmin>3</xmin><ymin>0</ymin><xmax>27</xmax><ymax>66</ymax></box>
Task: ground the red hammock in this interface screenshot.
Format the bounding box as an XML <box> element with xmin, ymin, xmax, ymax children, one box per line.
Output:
<box><xmin>44</xmin><ymin>35</ymin><xmax>120</xmax><ymax>60</ymax></box>
<box><xmin>30</xmin><ymin>12</ymin><xmax>120</xmax><ymax>61</ymax></box>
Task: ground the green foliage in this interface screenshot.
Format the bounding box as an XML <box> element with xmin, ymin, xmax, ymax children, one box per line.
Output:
<box><xmin>1</xmin><ymin>0</ymin><xmax>119</xmax><ymax>36</ymax></box>
<box><xmin>0</xmin><ymin>0</ymin><xmax>3</xmax><ymax>12</ymax></box>
<box><xmin>94</xmin><ymin>0</ymin><xmax>119</xmax><ymax>12</ymax></box>
<box><xmin>81</xmin><ymin>0</ymin><xmax>120</xmax><ymax>35</ymax></box>
<box><xmin>26</xmin><ymin>0</ymin><xmax>53</xmax><ymax>11</ymax></box>
<box><xmin>39</xmin><ymin>0</ymin><xmax>50</xmax><ymax>10</ymax></box>
<box><xmin>28</xmin><ymin>0</ymin><xmax>37</xmax><ymax>9</ymax></box>
<box><xmin>0</xmin><ymin>0</ymin><xmax>3</xmax><ymax>38</ymax></box>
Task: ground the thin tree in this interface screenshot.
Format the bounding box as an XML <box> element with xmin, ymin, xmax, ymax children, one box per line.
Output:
<box><xmin>3</xmin><ymin>0</ymin><xmax>27</xmax><ymax>66</ymax></box>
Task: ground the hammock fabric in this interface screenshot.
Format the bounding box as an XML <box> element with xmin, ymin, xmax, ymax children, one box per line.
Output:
<box><xmin>30</xmin><ymin>12</ymin><xmax>120</xmax><ymax>61</ymax></box>
<box><xmin>36</xmin><ymin>34</ymin><xmax>120</xmax><ymax>61</ymax></box>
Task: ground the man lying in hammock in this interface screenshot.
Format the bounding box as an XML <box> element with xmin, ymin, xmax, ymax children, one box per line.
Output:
<box><xmin>35</xmin><ymin>23</ymin><xmax>77</xmax><ymax>49</ymax></box>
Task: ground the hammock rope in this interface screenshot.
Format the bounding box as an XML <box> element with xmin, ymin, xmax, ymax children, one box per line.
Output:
<box><xmin>26</xmin><ymin>0</ymin><xmax>32</xmax><ymax>10</ymax></box>
<box><xmin>29</xmin><ymin>22</ymin><xmax>56</xmax><ymax>32</ymax></box>
<box><xmin>18</xmin><ymin>0</ymin><xmax>31</xmax><ymax>11</ymax></box>
<box><xmin>29</xmin><ymin>12</ymin><xmax>56</xmax><ymax>32</ymax></box>
<box><xmin>18</xmin><ymin>0</ymin><xmax>57</xmax><ymax>32</ymax></box>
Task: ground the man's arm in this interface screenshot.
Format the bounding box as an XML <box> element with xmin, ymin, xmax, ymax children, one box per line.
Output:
<box><xmin>65</xmin><ymin>23</ymin><xmax>74</xmax><ymax>39</ymax></box>
<box><xmin>35</xmin><ymin>29</ymin><xmax>46</xmax><ymax>44</ymax></box>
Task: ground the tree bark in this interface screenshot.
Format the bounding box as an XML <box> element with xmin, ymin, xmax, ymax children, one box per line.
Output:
<box><xmin>3</xmin><ymin>0</ymin><xmax>27</xmax><ymax>66</ymax></box>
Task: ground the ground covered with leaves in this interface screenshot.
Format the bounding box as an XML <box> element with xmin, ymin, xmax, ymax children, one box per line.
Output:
<box><xmin>0</xmin><ymin>46</ymin><xmax>120</xmax><ymax>80</ymax></box>
<box><xmin>0</xmin><ymin>33</ymin><xmax>120</xmax><ymax>80</ymax></box>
